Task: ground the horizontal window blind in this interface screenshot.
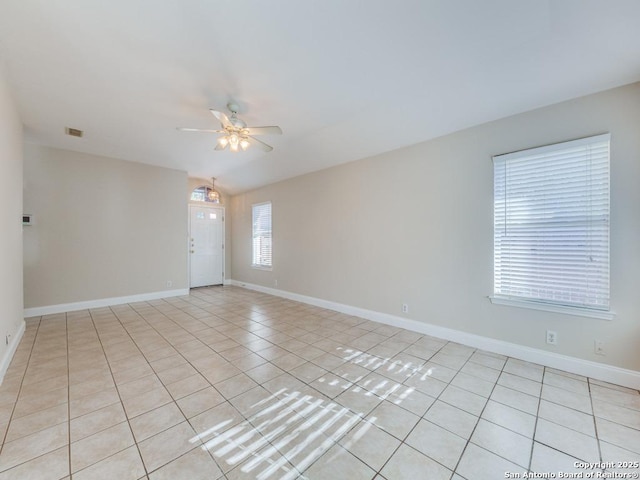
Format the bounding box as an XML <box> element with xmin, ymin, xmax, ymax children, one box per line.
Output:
<box><xmin>493</xmin><ymin>134</ymin><xmax>610</xmax><ymax>311</ymax></box>
<box><xmin>252</xmin><ymin>202</ymin><xmax>272</xmax><ymax>268</ymax></box>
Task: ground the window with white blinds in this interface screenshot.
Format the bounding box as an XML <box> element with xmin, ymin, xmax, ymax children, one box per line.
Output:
<box><xmin>252</xmin><ymin>202</ymin><xmax>272</xmax><ymax>268</ymax></box>
<box><xmin>493</xmin><ymin>134</ymin><xmax>610</xmax><ymax>314</ymax></box>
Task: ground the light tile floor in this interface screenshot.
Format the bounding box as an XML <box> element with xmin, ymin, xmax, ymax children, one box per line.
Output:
<box><xmin>0</xmin><ymin>286</ymin><xmax>639</xmax><ymax>479</ymax></box>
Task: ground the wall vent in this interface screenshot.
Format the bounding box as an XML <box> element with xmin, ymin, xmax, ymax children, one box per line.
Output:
<box><xmin>65</xmin><ymin>127</ymin><xmax>84</xmax><ymax>138</ymax></box>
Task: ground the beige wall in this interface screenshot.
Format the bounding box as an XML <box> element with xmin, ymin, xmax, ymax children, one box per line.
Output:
<box><xmin>0</xmin><ymin>63</ymin><xmax>24</xmax><ymax>369</ymax></box>
<box><xmin>231</xmin><ymin>82</ymin><xmax>640</xmax><ymax>371</ymax></box>
<box><xmin>187</xmin><ymin>177</ymin><xmax>232</xmax><ymax>281</ymax></box>
<box><xmin>23</xmin><ymin>145</ymin><xmax>188</xmax><ymax>308</ymax></box>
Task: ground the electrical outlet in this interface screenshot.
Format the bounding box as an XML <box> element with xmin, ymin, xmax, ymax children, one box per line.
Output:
<box><xmin>274</xmin><ymin>279</ymin><xmax>278</xmax><ymax>287</ymax></box>
<box><xmin>402</xmin><ymin>304</ymin><xmax>409</xmax><ymax>313</ymax></box>
<box><xmin>166</xmin><ymin>280</ymin><xmax>172</xmax><ymax>288</ymax></box>
<box><xmin>546</xmin><ymin>330</ymin><xmax>558</xmax><ymax>345</ymax></box>
<box><xmin>594</xmin><ymin>340</ymin><xmax>605</xmax><ymax>356</ymax></box>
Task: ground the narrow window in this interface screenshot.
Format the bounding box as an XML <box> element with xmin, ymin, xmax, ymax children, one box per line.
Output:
<box><xmin>190</xmin><ymin>186</ymin><xmax>220</xmax><ymax>203</ymax></box>
<box><xmin>252</xmin><ymin>202</ymin><xmax>272</xmax><ymax>269</ymax></box>
<box><xmin>493</xmin><ymin>134</ymin><xmax>610</xmax><ymax>315</ymax></box>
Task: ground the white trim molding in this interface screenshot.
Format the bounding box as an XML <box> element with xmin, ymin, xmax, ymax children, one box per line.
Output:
<box><xmin>0</xmin><ymin>320</ymin><xmax>25</xmax><ymax>385</ymax></box>
<box><xmin>230</xmin><ymin>280</ymin><xmax>640</xmax><ymax>390</ymax></box>
<box><xmin>24</xmin><ymin>288</ymin><xmax>190</xmax><ymax>318</ymax></box>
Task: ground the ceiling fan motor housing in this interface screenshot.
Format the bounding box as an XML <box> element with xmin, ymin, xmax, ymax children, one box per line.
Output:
<box><xmin>230</xmin><ymin>117</ymin><xmax>247</xmax><ymax>129</ymax></box>
<box><xmin>226</xmin><ymin>104</ymin><xmax>247</xmax><ymax>129</ymax></box>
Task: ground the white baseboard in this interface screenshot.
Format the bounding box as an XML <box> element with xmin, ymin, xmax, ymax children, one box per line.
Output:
<box><xmin>230</xmin><ymin>280</ymin><xmax>640</xmax><ymax>390</ymax></box>
<box><xmin>0</xmin><ymin>320</ymin><xmax>25</xmax><ymax>386</ymax></box>
<box><xmin>24</xmin><ymin>288</ymin><xmax>190</xmax><ymax>318</ymax></box>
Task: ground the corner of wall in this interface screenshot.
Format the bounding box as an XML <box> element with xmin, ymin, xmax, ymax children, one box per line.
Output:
<box><xmin>0</xmin><ymin>61</ymin><xmax>25</xmax><ymax>384</ymax></box>
<box><xmin>0</xmin><ymin>321</ymin><xmax>25</xmax><ymax>385</ymax></box>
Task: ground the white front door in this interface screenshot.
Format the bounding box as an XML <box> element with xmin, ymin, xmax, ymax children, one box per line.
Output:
<box><xmin>189</xmin><ymin>205</ymin><xmax>224</xmax><ymax>287</ymax></box>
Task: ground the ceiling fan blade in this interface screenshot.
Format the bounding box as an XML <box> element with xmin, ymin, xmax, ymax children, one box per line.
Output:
<box><xmin>247</xmin><ymin>135</ymin><xmax>273</xmax><ymax>152</ymax></box>
<box><xmin>244</xmin><ymin>126</ymin><xmax>282</xmax><ymax>136</ymax></box>
<box><xmin>177</xmin><ymin>127</ymin><xmax>225</xmax><ymax>133</ymax></box>
<box><xmin>210</xmin><ymin>109</ymin><xmax>231</xmax><ymax>128</ymax></box>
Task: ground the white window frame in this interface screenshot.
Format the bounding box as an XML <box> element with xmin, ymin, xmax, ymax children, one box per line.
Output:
<box><xmin>252</xmin><ymin>201</ymin><xmax>272</xmax><ymax>270</ymax></box>
<box><xmin>490</xmin><ymin>134</ymin><xmax>613</xmax><ymax>320</ymax></box>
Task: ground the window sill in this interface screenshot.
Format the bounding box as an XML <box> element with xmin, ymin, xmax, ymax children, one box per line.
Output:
<box><xmin>251</xmin><ymin>265</ymin><xmax>272</xmax><ymax>272</ymax></box>
<box><xmin>489</xmin><ymin>296</ymin><xmax>614</xmax><ymax>321</ymax></box>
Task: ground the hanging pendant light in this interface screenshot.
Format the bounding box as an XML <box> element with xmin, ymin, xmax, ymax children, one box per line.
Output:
<box><xmin>207</xmin><ymin>177</ymin><xmax>220</xmax><ymax>203</ymax></box>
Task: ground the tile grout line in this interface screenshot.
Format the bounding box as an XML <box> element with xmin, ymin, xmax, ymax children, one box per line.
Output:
<box><xmin>65</xmin><ymin>312</ymin><xmax>72</xmax><ymax>479</ymax></box>
<box><xmin>78</xmin><ymin>306</ymin><xmax>149</xmax><ymax>479</ymax></box>
<box><xmin>587</xmin><ymin>377</ymin><xmax>605</xmax><ymax>471</ymax></box>
<box><xmin>0</xmin><ymin>317</ymin><xmax>41</xmax><ymax>465</ymax></box>
<box><xmin>443</xmin><ymin>347</ymin><xmax>509</xmax><ymax>478</ymax></box>
<box><xmin>110</xmin><ymin>303</ymin><xmax>194</xmax><ymax>478</ymax></box>
<box><xmin>527</xmin><ymin>366</ymin><xmax>546</xmax><ymax>474</ymax></box>
<box><xmin>367</xmin><ymin>338</ymin><xmax>454</xmax><ymax>478</ymax></box>
<box><xmin>110</xmin><ymin>301</ymin><xmax>230</xmax><ymax>476</ymax></box>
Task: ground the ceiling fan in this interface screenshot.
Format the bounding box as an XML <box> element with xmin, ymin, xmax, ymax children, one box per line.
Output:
<box><xmin>178</xmin><ymin>103</ymin><xmax>282</xmax><ymax>152</ymax></box>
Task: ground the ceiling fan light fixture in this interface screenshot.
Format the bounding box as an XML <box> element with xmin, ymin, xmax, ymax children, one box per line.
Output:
<box><xmin>180</xmin><ymin>103</ymin><xmax>281</xmax><ymax>153</ymax></box>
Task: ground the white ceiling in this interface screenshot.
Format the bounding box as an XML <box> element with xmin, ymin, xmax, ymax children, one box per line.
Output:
<box><xmin>1</xmin><ymin>1</ymin><xmax>640</xmax><ymax>194</ymax></box>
